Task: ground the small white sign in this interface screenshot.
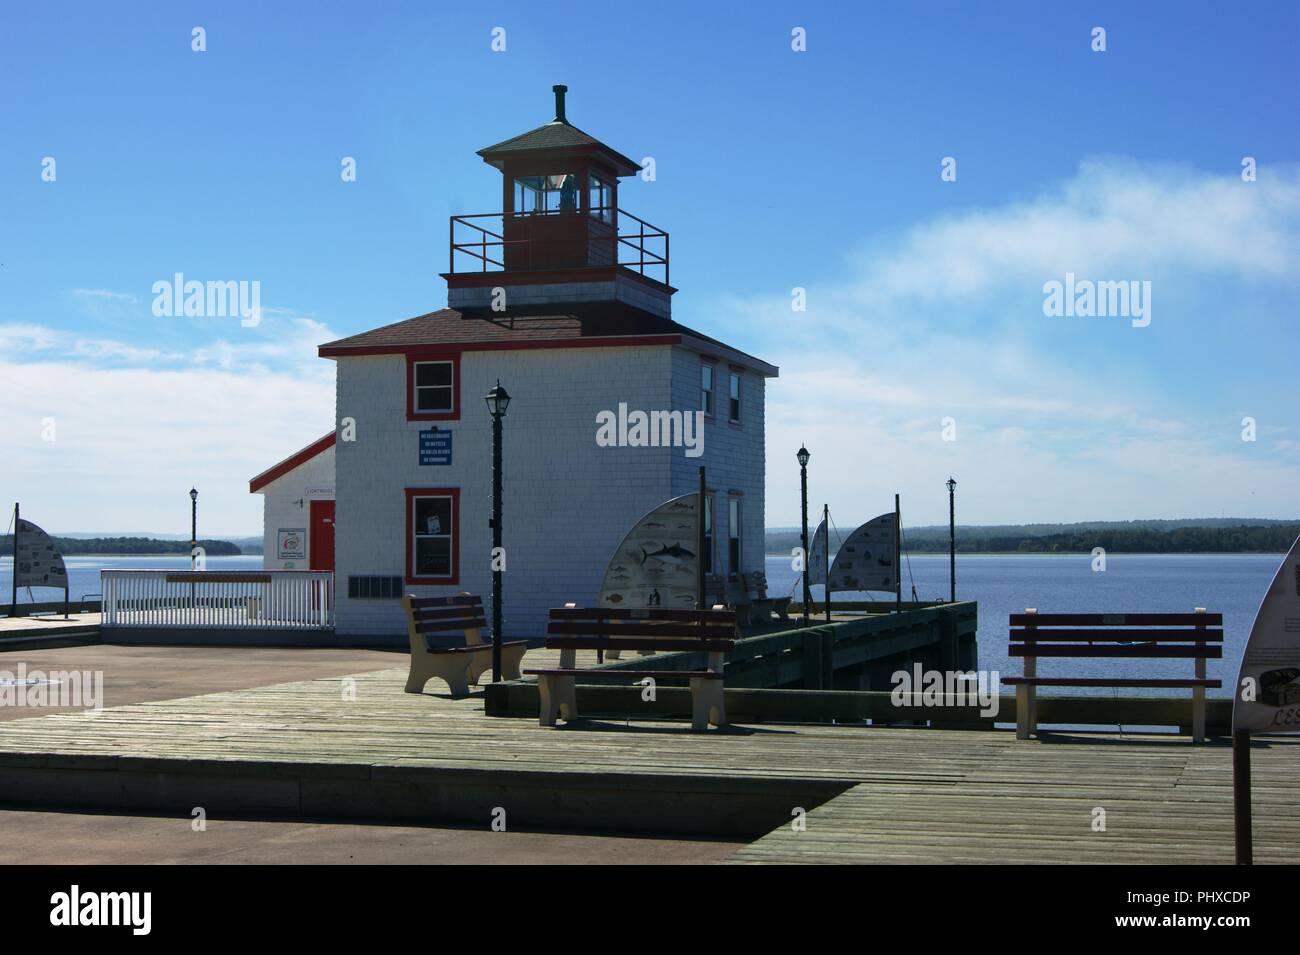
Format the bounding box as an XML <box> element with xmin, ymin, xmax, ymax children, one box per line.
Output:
<box><xmin>277</xmin><ymin>528</ymin><xmax>306</xmax><ymax>560</ymax></box>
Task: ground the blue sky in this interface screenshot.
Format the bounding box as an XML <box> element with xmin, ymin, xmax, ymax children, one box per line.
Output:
<box><xmin>2</xmin><ymin>0</ymin><xmax>1298</xmax><ymax>533</ymax></box>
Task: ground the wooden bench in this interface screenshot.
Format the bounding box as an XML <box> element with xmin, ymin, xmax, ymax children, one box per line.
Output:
<box><xmin>1004</xmin><ymin>608</ymin><xmax>1223</xmax><ymax>742</ymax></box>
<box><xmin>523</xmin><ymin>607</ymin><xmax>737</xmax><ymax>731</ymax></box>
<box><xmin>402</xmin><ymin>594</ymin><xmax>528</xmax><ymax>697</ymax></box>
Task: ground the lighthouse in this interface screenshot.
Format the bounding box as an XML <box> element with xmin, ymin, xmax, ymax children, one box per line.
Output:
<box><xmin>252</xmin><ymin>86</ymin><xmax>778</xmax><ymax>646</ymax></box>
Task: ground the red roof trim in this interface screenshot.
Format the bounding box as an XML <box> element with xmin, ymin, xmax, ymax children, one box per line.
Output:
<box><xmin>249</xmin><ymin>432</ymin><xmax>336</xmax><ymax>494</ymax></box>
<box><xmin>319</xmin><ymin>334</ymin><xmax>681</xmax><ymax>359</ymax></box>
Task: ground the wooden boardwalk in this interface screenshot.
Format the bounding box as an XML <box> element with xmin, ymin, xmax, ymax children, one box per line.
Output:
<box><xmin>0</xmin><ymin>652</ymin><xmax>1295</xmax><ymax>862</ymax></box>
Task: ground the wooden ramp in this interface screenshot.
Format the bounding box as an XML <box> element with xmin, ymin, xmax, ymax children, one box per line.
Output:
<box><xmin>0</xmin><ymin>654</ymin><xmax>1294</xmax><ymax>860</ymax></box>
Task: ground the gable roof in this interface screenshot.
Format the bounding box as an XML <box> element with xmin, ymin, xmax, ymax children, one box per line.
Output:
<box><xmin>249</xmin><ymin>432</ymin><xmax>336</xmax><ymax>494</ymax></box>
<box><xmin>317</xmin><ymin>307</ymin><xmax>778</xmax><ymax>376</ymax></box>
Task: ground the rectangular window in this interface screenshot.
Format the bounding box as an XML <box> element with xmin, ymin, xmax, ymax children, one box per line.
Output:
<box><xmin>701</xmin><ymin>364</ymin><xmax>714</xmax><ymax>416</ymax></box>
<box><xmin>728</xmin><ymin>498</ymin><xmax>741</xmax><ymax>574</ymax></box>
<box><xmin>729</xmin><ymin>372</ymin><xmax>741</xmax><ymax>422</ymax></box>
<box><xmin>588</xmin><ymin>175</ymin><xmax>613</xmax><ymax>223</ymax></box>
<box><xmin>514</xmin><ymin>173</ymin><xmax>579</xmax><ymax>214</ymax></box>
<box><xmin>406</xmin><ymin>488</ymin><xmax>459</xmax><ymax>584</ymax></box>
<box><xmin>407</xmin><ymin>354</ymin><xmax>460</xmax><ymax>421</ymax></box>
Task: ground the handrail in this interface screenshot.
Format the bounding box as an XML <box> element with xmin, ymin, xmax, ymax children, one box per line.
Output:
<box><xmin>449</xmin><ymin>208</ymin><xmax>669</xmax><ymax>285</ymax></box>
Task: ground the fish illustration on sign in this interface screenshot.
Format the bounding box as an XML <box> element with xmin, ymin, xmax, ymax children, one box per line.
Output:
<box><xmin>639</xmin><ymin>543</ymin><xmax>695</xmax><ymax>567</ymax></box>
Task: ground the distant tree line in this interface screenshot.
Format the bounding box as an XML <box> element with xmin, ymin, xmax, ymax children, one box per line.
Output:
<box><xmin>0</xmin><ymin>536</ymin><xmax>243</xmax><ymax>557</ymax></box>
<box><xmin>766</xmin><ymin>523</ymin><xmax>1299</xmax><ymax>555</ymax></box>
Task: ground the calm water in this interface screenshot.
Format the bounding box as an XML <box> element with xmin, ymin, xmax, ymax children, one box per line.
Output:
<box><xmin>0</xmin><ymin>554</ymin><xmax>265</xmax><ymax>604</ymax></box>
<box><xmin>3</xmin><ymin>551</ymin><xmax>1282</xmax><ymax>698</ymax></box>
<box><xmin>766</xmin><ymin>552</ymin><xmax>1283</xmax><ymax>697</ymax></box>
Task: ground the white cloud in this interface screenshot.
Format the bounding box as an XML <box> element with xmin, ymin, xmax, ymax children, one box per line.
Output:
<box><xmin>0</xmin><ymin>319</ymin><xmax>337</xmax><ymax>534</ymax></box>
<box><xmin>740</xmin><ymin>159</ymin><xmax>1300</xmax><ymax>526</ymax></box>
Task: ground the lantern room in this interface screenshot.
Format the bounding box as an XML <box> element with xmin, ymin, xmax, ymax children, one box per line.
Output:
<box><xmin>443</xmin><ymin>86</ymin><xmax>674</xmax><ymax>319</ymax></box>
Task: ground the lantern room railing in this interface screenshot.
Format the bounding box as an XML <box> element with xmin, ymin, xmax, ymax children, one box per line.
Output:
<box><xmin>449</xmin><ymin>208</ymin><xmax>669</xmax><ymax>285</ymax></box>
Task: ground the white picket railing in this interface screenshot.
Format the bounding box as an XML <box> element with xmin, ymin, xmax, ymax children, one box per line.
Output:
<box><xmin>101</xmin><ymin>570</ymin><xmax>334</xmax><ymax>630</ymax></box>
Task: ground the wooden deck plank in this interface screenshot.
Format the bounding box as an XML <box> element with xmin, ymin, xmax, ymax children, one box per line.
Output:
<box><xmin>0</xmin><ymin>654</ymin><xmax>1295</xmax><ymax>862</ymax></box>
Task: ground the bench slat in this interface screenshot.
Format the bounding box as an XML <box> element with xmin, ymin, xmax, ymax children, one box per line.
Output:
<box><xmin>425</xmin><ymin>639</ymin><xmax>527</xmax><ymax>655</ymax></box>
<box><xmin>411</xmin><ymin>605</ymin><xmax>486</xmax><ymax>621</ymax></box>
<box><xmin>549</xmin><ymin>607</ymin><xmax>735</xmax><ymax>623</ymax></box>
<box><xmin>524</xmin><ymin>668</ymin><xmax>723</xmax><ymax>680</ymax></box>
<box><xmin>1010</xmin><ymin>644</ymin><xmax>1222</xmax><ymax>659</ymax></box>
<box><xmin>414</xmin><ymin>617</ymin><xmax>487</xmax><ymax>633</ymax></box>
<box><xmin>1009</xmin><ymin>612</ymin><xmax>1222</xmax><ymax>627</ymax></box>
<box><xmin>1010</xmin><ymin>628</ymin><xmax>1222</xmax><ymax>642</ymax></box>
<box><xmin>1002</xmin><ymin>677</ymin><xmax>1222</xmax><ymax>688</ymax></box>
<box><xmin>547</xmin><ymin>621</ymin><xmax>736</xmax><ymax>638</ymax></box>
<box><xmin>545</xmin><ymin>637</ymin><xmax>734</xmax><ymax>652</ymax></box>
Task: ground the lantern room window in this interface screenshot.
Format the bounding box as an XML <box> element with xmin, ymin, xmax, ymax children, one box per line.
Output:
<box><xmin>588</xmin><ymin>175</ymin><xmax>613</xmax><ymax>223</ymax></box>
<box><xmin>514</xmin><ymin>174</ymin><xmax>579</xmax><ymax>214</ymax></box>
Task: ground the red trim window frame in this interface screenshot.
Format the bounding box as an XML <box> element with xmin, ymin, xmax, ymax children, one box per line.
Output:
<box><xmin>405</xmin><ymin>487</ymin><xmax>460</xmax><ymax>585</ymax></box>
<box><xmin>406</xmin><ymin>353</ymin><xmax>461</xmax><ymax>421</ymax></box>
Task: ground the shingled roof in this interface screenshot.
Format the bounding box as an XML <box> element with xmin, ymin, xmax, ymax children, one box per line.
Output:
<box><xmin>317</xmin><ymin>307</ymin><xmax>778</xmax><ymax>376</ymax></box>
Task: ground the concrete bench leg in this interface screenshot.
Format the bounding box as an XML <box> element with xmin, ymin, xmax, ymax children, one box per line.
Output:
<box><xmin>1015</xmin><ymin>684</ymin><xmax>1032</xmax><ymax>739</ymax></box>
<box><xmin>1192</xmin><ymin>687</ymin><xmax>1206</xmax><ymax>743</ymax></box>
<box><xmin>407</xmin><ymin>655</ymin><xmax>472</xmax><ymax>697</ymax></box>
<box><xmin>537</xmin><ymin>674</ymin><xmax>578</xmax><ymax>727</ymax></box>
<box><xmin>690</xmin><ymin>678</ymin><xmax>726</xmax><ymax>732</ymax></box>
<box><xmin>501</xmin><ymin>643</ymin><xmax>527</xmax><ymax>681</ymax></box>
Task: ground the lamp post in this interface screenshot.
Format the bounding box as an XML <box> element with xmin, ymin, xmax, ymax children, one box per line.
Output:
<box><xmin>797</xmin><ymin>445</ymin><xmax>811</xmax><ymax>625</ymax></box>
<box><xmin>189</xmin><ymin>487</ymin><xmax>198</xmax><ymax>607</ymax></box>
<box><xmin>946</xmin><ymin>477</ymin><xmax>956</xmax><ymax>603</ymax></box>
<box><xmin>485</xmin><ymin>381</ymin><xmax>511</xmax><ymax>682</ymax></box>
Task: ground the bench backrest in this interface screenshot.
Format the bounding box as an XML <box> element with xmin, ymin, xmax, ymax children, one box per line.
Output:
<box><xmin>1009</xmin><ymin>610</ymin><xmax>1223</xmax><ymax>660</ymax></box>
<box><xmin>402</xmin><ymin>594</ymin><xmax>487</xmax><ymax>650</ymax></box>
<box><xmin>547</xmin><ymin>606</ymin><xmax>737</xmax><ymax>654</ymax></box>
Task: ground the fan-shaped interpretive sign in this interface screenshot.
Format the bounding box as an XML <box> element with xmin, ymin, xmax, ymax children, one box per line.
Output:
<box><xmin>598</xmin><ymin>493</ymin><xmax>699</xmax><ymax>610</ymax></box>
<box><xmin>1233</xmin><ymin>535</ymin><xmax>1300</xmax><ymax>733</ymax></box>
<box><xmin>828</xmin><ymin>512</ymin><xmax>897</xmax><ymax>593</ymax></box>
<box><xmin>14</xmin><ymin>518</ymin><xmax>68</xmax><ymax>590</ymax></box>
<box><xmin>807</xmin><ymin>517</ymin><xmax>828</xmax><ymax>586</ymax></box>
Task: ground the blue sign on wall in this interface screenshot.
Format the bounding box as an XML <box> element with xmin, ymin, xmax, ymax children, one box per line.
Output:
<box><xmin>419</xmin><ymin>428</ymin><xmax>452</xmax><ymax>465</ymax></box>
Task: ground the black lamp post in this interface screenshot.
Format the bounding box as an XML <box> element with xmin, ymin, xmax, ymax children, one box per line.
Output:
<box><xmin>797</xmin><ymin>445</ymin><xmax>811</xmax><ymax>624</ymax></box>
<box><xmin>189</xmin><ymin>487</ymin><xmax>198</xmax><ymax>606</ymax></box>
<box><xmin>485</xmin><ymin>381</ymin><xmax>511</xmax><ymax>682</ymax></box>
<box><xmin>946</xmin><ymin>477</ymin><xmax>956</xmax><ymax>603</ymax></box>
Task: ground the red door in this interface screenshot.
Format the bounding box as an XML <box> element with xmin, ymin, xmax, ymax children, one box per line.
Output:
<box><xmin>309</xmin><ymin>500</ymin><xmax>335</xmax><ymax>572</ymax></box>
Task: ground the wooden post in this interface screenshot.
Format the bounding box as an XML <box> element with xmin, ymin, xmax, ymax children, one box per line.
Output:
<box><xmin>696</xmin><ymin>466</ymin><xmax>706</xmax><ymax>611</ymax></box>
<box><xmin>1233</xmin><ymin>730</ymin><xmax>1253</xmax><ymax>865</ymax></box>
<box><xmin>823</xmin><ymin>504</ymin><xmax>831</xmax><ymax>623</ymax></box>
<box><xmin>10</xmin><ymin>503</ymin><xmax>20</xmax><ymax>619</ymax></box>
<box><xmin>1192</xmin><ymin>606</ymin><xmax>1207</xmax><ymax>743</ymax></box>
<box><xmin>894</xmin><ymin>494</ymin><xmax>901</xmax><ymax>613</ymax></box>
